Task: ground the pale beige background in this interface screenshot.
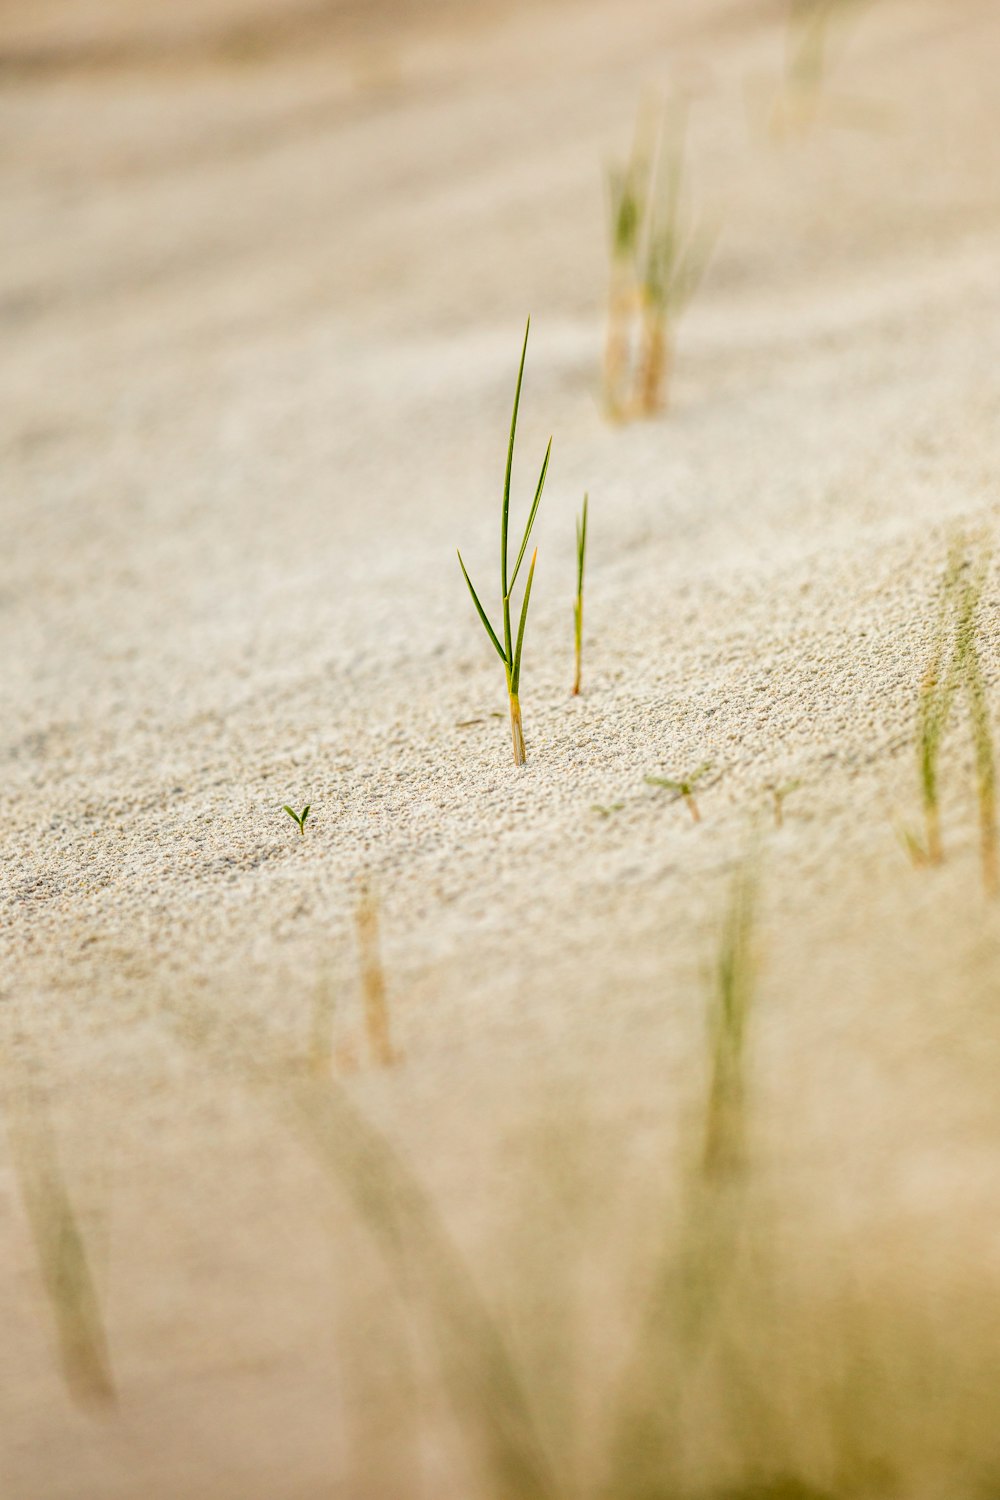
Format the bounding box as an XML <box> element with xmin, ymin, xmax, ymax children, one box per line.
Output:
<box><xmin>3</xmin><ymin>2</ymin><xmax>1000</xmax><ymax>1496</ymax></box>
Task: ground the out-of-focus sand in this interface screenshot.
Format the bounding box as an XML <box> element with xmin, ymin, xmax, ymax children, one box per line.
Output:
<box><xmin>3</xmin><ymin>0</ymin><xmax>1000</xmax><ymax>1495</ymax></box>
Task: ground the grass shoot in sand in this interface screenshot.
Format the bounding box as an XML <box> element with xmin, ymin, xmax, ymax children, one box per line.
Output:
<box><xmin>283</xmin><ymin>804</ymin><xmax>311</xmax><ymax>836</ymax></box>
<box><xmin>645</xmin><ymin>762</ymin><xmax>715</xmax><ymax>823</ymax></box>
<box><xmin>458</xmin><ymin>319</ymin><xmax>551</xmax><ymax>766</ymax></box>
<box><xmin>766</xmin><ymin>779</ymin><xmax>801</xmax><ymax>828</ymax></box>
<box><xmin>604</xmin><ymin>101</ymin><xmax>715</xmax><ymax>419</ymax></box>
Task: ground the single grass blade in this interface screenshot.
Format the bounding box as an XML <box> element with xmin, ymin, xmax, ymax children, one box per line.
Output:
<box><xmin>502</xmin><ymin>318</ymin><xmax>531</xmax><ymax>597</ymax></box>
<box><xmin>511</xmin><ymin>549</ymin><xmax>538</xmax><ymax>695</ymax></box>
<box><xmin>458</xmin><ymin>551</ymin><xmax>507</xmax><ymax>664</ymax></box>
<box><xmin>645</xmin><ymin>775</ymin><xmax>684</xmax><ymax>794</ymax></box>
<box><xmin>576</xmin><ymin>494</ymin><xmax>588</xmax><ymax>595</ymax></box>
<box><xmin>509</xmin><ymin>438</ymin><xmax>551</xmax><ymax>595</ymax></box>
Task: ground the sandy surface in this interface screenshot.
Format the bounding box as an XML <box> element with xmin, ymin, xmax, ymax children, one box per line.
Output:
<box><xmin>4</xmin><ymin>0</ymin><xmax>1000</xmax><ymax>1495</ymax></box>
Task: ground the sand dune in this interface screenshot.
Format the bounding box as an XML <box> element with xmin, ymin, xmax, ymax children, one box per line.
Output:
<box><xmin>3</xmin><ymin>1</ymin><xmax>1000</xmax><ymax>1495</ymax></box>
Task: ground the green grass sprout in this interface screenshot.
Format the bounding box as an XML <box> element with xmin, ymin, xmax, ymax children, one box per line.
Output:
<box><xmin>457</xmin><ymin>319</ymin><xmax>551</xmax><ymax>766</ymax></box>
<box><xmin>637</xmin><ymin>103</ymin><xmax>716</xmax><ymax>416</ymax></box>
<box><xmin>603</xmin><ymin>100</ymin><xmax>716</xmax><ymax>419</ymax></box>
<box><xmin>645</xmin><ymin>762</ymin><xmax>716</xmax><ymax>822</ymax></box>
<box><xmin>572</xmin><ymin>494</ymin><xmax>589</xmax><ymax>697</ymax></box>
<box><xmin>772</xmin><ymin>0</ymin><xmax>881</xmax><ymax>135</ymax></box>
<box><xmin>605</xmin><ymin>102</ymin><xmax>655</xmax><ymax>415</ymax></box>
<box><xmin>766</xmin><ymin>779</ymin><xmax>801</xmax><ymax>829</ymax></box>
<box><xmin>591</xmin><ymin>802</ymin><xmax>624</xmax><ymax>818</ymax></box>
<box><xmin>283</xmin><ymin>804</ymin><xmax>311</xmax><ymax>837</ymax></box>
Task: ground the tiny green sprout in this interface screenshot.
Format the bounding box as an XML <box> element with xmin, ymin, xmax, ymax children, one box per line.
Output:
<box><xmin>592</xmin><ymin>802</ymin><xmax>625</xmax><ymax>818</ymax></box>
<box><xmin>637</xmin><ymin>104</ymin><xmax>717</xmax><ymax>415</ymax></box>
<box><xmin>645</xmin><ymin>763</ymin><xmax>715</xmax><ymax>823</ymax></box>
<box><xmin>457</xmin><ymin>318</ymin><xmax>551</xmax><ymax>767</ymax></box>
<box><xmin>603</xmin><ymin>99</ymin><xmax>716</xmax><ymax>419</ymax></box>
<box><xmin>769</xmin><ymin>0</ymin><xmax>883</xmax><ymax>138</ymax></box>
<box><xmin>604</xmin><ymin>103</ymin><xmax>655</xmax><ymax>413</ymax></box>
<box><xmin>572</xmin><ymin>493</ymin><xmax>589</xmax><ymax>696</ymax></box>
<box><xmin>283</xmin><ymin>804</ymin><xmax>311</xmax><ymax>836</ymax></box>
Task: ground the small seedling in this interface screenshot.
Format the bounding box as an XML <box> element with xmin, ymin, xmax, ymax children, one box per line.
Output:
<box><xmin>769</xmin><ymin>0</ymin><xmax>881</xmax><ymax>136</ymax></box>
<box><xmin>645</xmin><ymin>763</ymin><xmax>715</xmax><ymax>823</ymax></box>
<box><xmin>605</xmin><ymin>103</ymin><xmax>655</xmax><ymax>413</ymax></box>
<box><xmin>572</xmin><ymin>494</ymin><xmax>589</xmax><ymax>696</ymax></box>
<box><xmin>603</xmin><ymin>101</ymin><xmax>715</xmax><ymax>419</ymax></box>
<box><xmin>457</xmin><ymin>319</ymin><xmax>551</xmax><ymax>766</ymax></box>
<box><xmin>765</xmin><ymin>779</ymin><xmax>801</xmax><ymax>828</ymax></box>
<box><xmin>637</xmin><ymin>106</ymin><xmax>716</xmax><ymax>415</ymax></box>
<box><xmin>283</xmin><ymin>804</ymin><xmax>311</xmax><ymax>837</ymax></box>
<box><xmin>591</xmin><ymin>802</ymin><xmax>624</xmax><ymax>818</ymax></box>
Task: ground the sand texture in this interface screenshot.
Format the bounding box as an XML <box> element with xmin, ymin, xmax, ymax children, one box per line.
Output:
<box><xmin>4</xmin><ymin>0</ymin><xmax>1000</xmax><ymax>1495</ymax></box>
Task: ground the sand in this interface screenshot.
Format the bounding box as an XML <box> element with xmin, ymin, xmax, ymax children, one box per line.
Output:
<box><xmin>3</xmin><ymin>0</ymin><xmax>1000</xmax><ymax>1495</ymax></box>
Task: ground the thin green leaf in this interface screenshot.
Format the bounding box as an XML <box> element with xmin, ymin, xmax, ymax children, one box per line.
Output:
<box><xmin>283</xmin><ymin>806</ymin><xmax>298</xmax><ymax>820</ymax></box>
<box><xmin>509</xmin><ymin>437</ymin><xmax>551</xmax><ymax>595</ymax></box>
<box><xmin>577</xmin><ymin>493</ymin><xmax>589</xmax><ymax>594</ymax></box>
<box><xmin>457</xmin><ymin>551</ymin><xmax>507</xmax><ymax>664</ymax></box>
<box><xmin>645</xmin><ymin>775</ymin><xmax>683</xmax><ymax>794</ymax></box>
<box><xmin>502</xmin><ymin>318</ymin><xmax>531</xmax><ymax>597</ymax></box>
<box><xmin>511</xmin><ymin>548</ymin><xmax>538</xmax><ymax>694</ymax></box>
<box><xmin>302</xmin><ymin>806</ymin><xmax>310</xmax><ymax>822</ymax></box>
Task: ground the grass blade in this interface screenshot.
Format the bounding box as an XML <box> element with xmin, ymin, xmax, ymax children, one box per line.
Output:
<box><xmin>458</xmin><ymin>550</ymin><xmax>507</xmax><ymax>664</ymax></box>
<box><xmin>511</xmin><ymin>549</ymin><xmax>538</xmax><ymax>696</ymax></box>
<box><xmin>645</xmin><ymin>775</ymin><xmax>683</xmax><ymax>795</ymax></box>
<box><xmin>502</xmin><ymin>318</ymin><xmax>531</xmax><ymax>598</ymax></box>
<box><xmin>509</xmin><ymin>438</ymin><xmax>551</xmax><ymax>594</ymax></box>
<box><xmin>576</xmin><ymin>494</ymin><xmax>588</xmax><ymax>596</ymax></box>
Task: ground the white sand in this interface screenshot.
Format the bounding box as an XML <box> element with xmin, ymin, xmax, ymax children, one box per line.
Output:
<box><xmin>4</xmin><ymin>1</ymin><xmax>1000</xmax><ymax>1494</ymax></box>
